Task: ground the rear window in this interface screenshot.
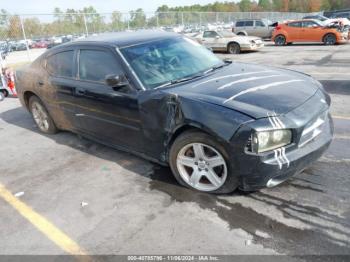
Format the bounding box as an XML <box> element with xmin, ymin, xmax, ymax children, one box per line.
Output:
<box><xmin>46</xmin><ymin>50</ymin><xmax>74</xmax><ymax>78</ymax></box>
<box><xmin>236</xmin><ymin>21</ymin><xmax>245</xmax><ymax>27</ymax></box>
<box><xmin>288</xmin><ymin>22</ymin><xmax>302</xmax><ymax>28</ymax></box>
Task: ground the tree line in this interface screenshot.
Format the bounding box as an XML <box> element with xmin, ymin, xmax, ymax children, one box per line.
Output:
<box><xmin>0</xmin><ymin>1</ymin><xmax>349</xmax><ymax>40</ymax></box>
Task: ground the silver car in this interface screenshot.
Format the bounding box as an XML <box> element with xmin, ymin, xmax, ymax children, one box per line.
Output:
<box><xmin>233</xmin><ymin>19</ymin><xmax>274</xmax><ymax>39</ymax></box>
<box><xmin>195</xmin><ymin>30</ymin><xmax>264</xmax><ymax>54</ymax></box>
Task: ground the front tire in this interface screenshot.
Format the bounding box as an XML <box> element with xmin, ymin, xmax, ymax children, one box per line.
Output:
<box><xmin>228</xmin><ymin>42</ymin><xmax>241</xmax><ymax>54</ymax></box>
<box><xmin>169</xmin><ymin>131</ymin><xmax>238</xmax><ymax>194</ymax></box>
<box><xmin>29</xmin><ymin>96</ymin><xmax>58</xmax><ymax>134</ymax></box>
<box><xmin>323</xmin><ymin>33</ymin><xmax>336</xmax><ymax>45</ymax></box>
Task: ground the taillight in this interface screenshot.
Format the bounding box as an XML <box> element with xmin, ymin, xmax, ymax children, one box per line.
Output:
<box><xmin>276</xmin><ymin>25</ymin><xmax>282</xmax><ymax>30</ymax></box>
<box><xmin>232</xmin><ymin>27</ymin><xmax>235</xmax><ymax>32</ymax></box>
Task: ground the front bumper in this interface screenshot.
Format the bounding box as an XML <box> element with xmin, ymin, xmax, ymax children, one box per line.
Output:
<box><xmin>241</xmin><ymin>43</ymin><xmax>264</xmax><ymax>51</ymax></box>
<box><xmin>229</xmin><ymin>89</ymin><xmax>333</xmax><ymax>191</ymax></box>
<box><xmin>239</xmin><ymin>116</ymin><xmax>333</xmax><ymax>191</ymax></box>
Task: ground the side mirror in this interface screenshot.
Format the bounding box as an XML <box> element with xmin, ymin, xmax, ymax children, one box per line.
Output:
<box><xmin>215</xmin><ymin>35</ymin><xmax>220</xmax><ymax>39</ymax></box>
<box><xmin>105</xmin><ymin>74</ymin><xmax>129</xmax><ymax>88</ymax></box>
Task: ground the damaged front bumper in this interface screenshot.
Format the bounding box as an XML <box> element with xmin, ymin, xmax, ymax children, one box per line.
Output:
<box><xmin>229</xmin><ymin>89</ymin><xmax>334</xmax><ymax>191</ymax></box>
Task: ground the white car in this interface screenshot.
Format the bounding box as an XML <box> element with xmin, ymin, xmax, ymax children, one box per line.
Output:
<box><xmin>194</xmin><ymin>30</ymin><xmax>264</xmax><ymax>54</ymax></box>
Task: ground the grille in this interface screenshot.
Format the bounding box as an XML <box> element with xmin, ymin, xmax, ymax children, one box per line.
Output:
<box><xmin>299</xmin><ymin>110</ymin><xmax>328</xmax><ymax>147</ymax></box>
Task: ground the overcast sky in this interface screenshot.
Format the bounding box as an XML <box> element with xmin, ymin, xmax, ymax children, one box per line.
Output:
<box><xmin>2</xmin><ymin>0</ymin><xmax>221</xmax><ymax>14</ymax></box>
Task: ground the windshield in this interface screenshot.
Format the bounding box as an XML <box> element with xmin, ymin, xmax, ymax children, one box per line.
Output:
<box><xmin>120</xmin><ymin>37</ymin><xmax>223</xmax><ymax>89</ymax></box>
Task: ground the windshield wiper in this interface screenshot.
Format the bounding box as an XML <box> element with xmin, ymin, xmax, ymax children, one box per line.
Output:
<box><xmin>204</xmin><ymin>60</ymin><xmax>232</xmax><ymax>74</ymax></box>
<box><xmin>155</xmin><ymin>61</ymin><xmax>232</xmax><ymax>89</ymax></box>
<box><xmin>155</xmin><ymin>73</ymin><xmax>204</xmax><ymax>89</ymax></box>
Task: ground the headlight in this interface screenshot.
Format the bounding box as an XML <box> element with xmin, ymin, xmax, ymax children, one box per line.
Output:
<box><xmin>251</xmin><ymin>129</ymin><xmax>292</xmax><ymax>153</ymax></box>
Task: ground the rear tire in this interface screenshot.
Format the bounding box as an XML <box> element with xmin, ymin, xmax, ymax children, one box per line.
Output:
<box><xmin>228</xmin><ymin>42</ymin><xmax>241</xmax><ymax>54</ymax></box>
<box><xmin>274</xmin><ymin>35</ymin><xmax>286</xmax><ymax>46</ymax></box>
<box><xmin>237</xmin><ymin>32</ymin><xmax>246</xmax><ymax>36</ymax></box>
<box><xmin>29</xmin><ymin>96</ymin><xmax>58</xmax><ymax>134</ymax></box>
<box><xmin>323</xmin><ymin>33</ymin><xmax>336</xmax><ymax>45</ymax></box>
<box><xmin>169</xmin><ymin>131</ymin><xmax>238</xmax><ymax>194</ymax></box>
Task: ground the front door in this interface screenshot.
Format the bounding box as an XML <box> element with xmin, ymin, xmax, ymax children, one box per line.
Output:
<box><xmin>301</xmin><ymin>21</ymin><xmax>322</xmax><ymax>42</ymax></box>
<box><xmin>73</xmin><ymin>47</ymin><xmax>142</xmax><ymax>152</ymax></box>
<box><xmin>202</xmin><ymin>31</ymin><xmax>225</xmax><ymax>51</ymax></box>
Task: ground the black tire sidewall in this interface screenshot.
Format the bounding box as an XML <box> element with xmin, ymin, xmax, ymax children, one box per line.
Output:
<box><xmin>169</xmin><ymin>131</ymin><xmax>239</xmax><ymax>194</ymax></box>
<box><xmin>29</xmin><ymin>96</ymin><xmax>58</xmax><ymax>134</ymax></box>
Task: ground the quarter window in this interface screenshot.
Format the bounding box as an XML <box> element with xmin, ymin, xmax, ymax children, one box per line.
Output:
<box><xmin>79</xmin><ymin>50</ymin><xmax>121</xmax><ymax>82</ymax></box>
<box><xmin>46</xmin><ymin>51</ymin><xmax>74</xmax><ymax>78</ymax></box>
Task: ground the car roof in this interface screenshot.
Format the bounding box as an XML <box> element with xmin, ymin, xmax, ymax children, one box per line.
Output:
<box><xmin>62</xmin><ymin>30</ymin><xmax>180</xmax><ymax>49</ymax></box>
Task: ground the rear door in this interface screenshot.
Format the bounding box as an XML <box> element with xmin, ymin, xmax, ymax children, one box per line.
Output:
<box><xmin>285</xmin><ymin>21</ymin><xmax>303</xmax><ymax>41</ymax></box>
<box><xmin>45</xmin><ymin>49</ymin><xmax>79</xmax><ymax>129</ymax></box>
<box><xmin>73</xmin><ymin>46</ymin><xmax>142</xmax><ymax>151</ymax></box>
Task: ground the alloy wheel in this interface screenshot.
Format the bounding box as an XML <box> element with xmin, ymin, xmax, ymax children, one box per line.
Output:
<box><xmin>31</xmin><ymin>102</ymin><xmax>50</xmax><ymax>132</ymax></box>
<box><xmin>176</xmin><ymin>143</ymin><xmax>227</xmax><ymax>191</ymax></box>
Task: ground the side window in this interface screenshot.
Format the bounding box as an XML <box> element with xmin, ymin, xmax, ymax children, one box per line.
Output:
<box><xmin>288</xmin><ymin>22</ymin><xmax>302</xmax><ymax>28</ymax></box>
<box><xmin>236</xmin><ymin>21</ymin><xmax>245</xmax><ymax>27</ymax></box>
<box><xmin>203</xmin><ymin>31</ymin><xmax>218</xmax><ymax>38</ymax></box>
<box><xmin>303</xmin><ymin>21</ymin><xmax>316</xmax><ymax>28</ymax></box>
<box><xmin>79</xmin><ymin>49</ymin><xmax>122</xmax><ymax>82</ymax></box>
<box><xmin>255</xmin><ymin>20</ymin><xmax>265</xmax><ymax>27</ymax></box>
<box><xmin>46</xmin><ymin>51</ymin><xmax>74</xmax><ymax>78</ymax></box>
<box><xmin>245</xmin><ymin>21</ymin><xmax>254</xmax><ymax>27</ymax></box>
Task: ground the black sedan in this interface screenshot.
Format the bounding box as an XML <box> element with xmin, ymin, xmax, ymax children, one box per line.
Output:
<box><xmin>15</xmin><ymin>31</ymin><xmax>333</xmax><ymax>193</ymax></box>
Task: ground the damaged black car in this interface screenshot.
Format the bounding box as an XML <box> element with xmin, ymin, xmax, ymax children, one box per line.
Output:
<box><xmin>15</xmin><ymin>31</ymin><xmax>334</xmax><ymax>193</ymax></box>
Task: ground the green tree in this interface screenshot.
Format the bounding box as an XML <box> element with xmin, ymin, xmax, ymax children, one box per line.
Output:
<box><xmin>239</xmin><ymin>0</ymin><xmax>252</xmax><ymax>11</ymax></box>
<box><xmin>111</xmin><ymin>11</ymin><xmax>123</xmax><ymax>31</ymax></box>
<box><xmin>129</xmin><ymin>8</ymin><xmax>146</xmax><ymax>29</ymax></box>
<box><xmin>258</xmin><ymin>0</ymin><xmax>272</xmax><ymax>10</ymax></box>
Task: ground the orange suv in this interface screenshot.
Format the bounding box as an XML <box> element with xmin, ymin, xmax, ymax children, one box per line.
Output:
<box><xmin>272</xmin><ymin>19</ymin><xmax>349</xmax><ymax>45</ymax></box>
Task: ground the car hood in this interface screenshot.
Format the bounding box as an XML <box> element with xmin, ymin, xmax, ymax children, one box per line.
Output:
<box><xmin>163</xmin><ymin>62</ymin><xmax>320</xmax><ymax>119</ymax></box>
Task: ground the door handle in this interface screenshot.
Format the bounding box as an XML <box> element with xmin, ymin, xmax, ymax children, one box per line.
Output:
<box><xmin>37</xmin><ymin>81</ymin><xmax>44</xmax><ymax>86</ymax></box>
<box><xmin>76</xmin><ymin>88</ymin><xmax>86</xmax><ymax>96</ymax></box>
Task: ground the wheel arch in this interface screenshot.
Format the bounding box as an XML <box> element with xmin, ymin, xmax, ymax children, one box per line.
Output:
<box><xmin>236</xmin><ymin>31</ymin><xmax>248</xmax><ymax>36</ymax></box>
<box><xmin>323</xmin><ymin>32</ymin><xmax>336</xmax><ymax>42</ymax></box>
<box><xmin>23</xmin><ymin>90</ymin><xmax>39</xmax><ymax>110</ymax></box>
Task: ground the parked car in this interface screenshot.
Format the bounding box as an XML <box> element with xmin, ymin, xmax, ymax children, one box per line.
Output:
<box><xmin>303</xmin><ymin>14</ymin><xmax>350</xmax><ymax>27</ymax></box>
<box><xmin>15</xmin><ymin>31</ymin><xmax>333</xmax><ymax>193</ymax></box>
<box><xmin>232</xmin><ymin>19</ymin><xmax>274</xmax><ymax>38</ymax></box>
<box><xmin>272</xmin><ymin>19</ymin><xmax>349</xmax><ymax>45</ymax></box>
<box><xmin>32</xmin><ymin>40</ymin><xmax>50</xmax><ymax>49</ymax></box>
<box><xmin>194</xmin><ymin>30</ymin><xmax>264</xmax><ymax>54</ymax></box>
<box><xmin>324</xmin><ymin>9</ymin><xmax>350</xmax><ymax>18</ymax></box>
<box><xmin>330</xmin><ymin>12</ymin><xmax>350</xmax><ymax>20</ymax></box>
